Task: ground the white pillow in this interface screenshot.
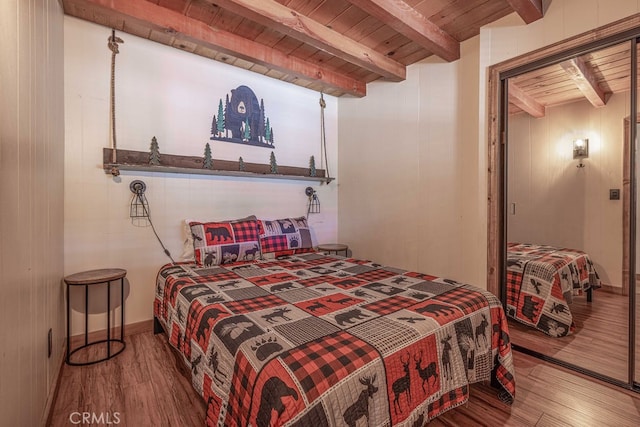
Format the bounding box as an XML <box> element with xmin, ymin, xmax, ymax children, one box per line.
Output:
<box><xmin>179</xmin><ymin>215</ymin><xmax>257</xmax><ymax>261</ymax></box>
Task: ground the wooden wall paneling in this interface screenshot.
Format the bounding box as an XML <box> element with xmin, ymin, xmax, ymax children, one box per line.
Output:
<box><xmin>0</xmin><ymin>1</ymin><xmax>66</xmax><ymax>426</ymax></box>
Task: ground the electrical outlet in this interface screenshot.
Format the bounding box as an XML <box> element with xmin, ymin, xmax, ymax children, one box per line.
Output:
<box><xmin>610</xmin><ymin>189</ymin><xmax>620</xmax><ymax>200</ymax></box>
<box><xmin>48</xmin><ymin>328</ymin><xmax>52</xmax><ymax>358</ymax></box>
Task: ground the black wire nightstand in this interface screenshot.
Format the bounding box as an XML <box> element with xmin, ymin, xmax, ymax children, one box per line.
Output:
<box><xmin>64</xmin><ymin>268</ymin><xmax>127</xmax><ymax>365</ymax></box>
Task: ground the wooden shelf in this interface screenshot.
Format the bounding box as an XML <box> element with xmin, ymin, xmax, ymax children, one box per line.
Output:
<box><xmin>103</xmin><ymin>148</ymin><xmax>333</xmax><ymax>183</ymax></box>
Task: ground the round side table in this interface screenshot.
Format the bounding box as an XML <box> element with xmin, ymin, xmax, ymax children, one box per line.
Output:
<box><xmin>64</xmin><ymin>268</ymin><xmax>127</xmax><ymax>365</ymax></box>
<box><xmin>317</xmin><ymin>243</ymin><xmax>349</xmax><ymax>257</ymax></box>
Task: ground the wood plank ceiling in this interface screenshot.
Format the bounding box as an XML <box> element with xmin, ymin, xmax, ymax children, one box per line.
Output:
<box><xmin>62</xmin><ymin>0</ymin><xmax>546</xmax><ymax>98</ymax></box>
<box><xmin>61</xmin><ymin>0</ymin><xmax>633</xmax><ymax>115</ymax></box>
<box><xmin>508</xmin><ymin>41</ymin><xmax>634</xmax><ymax>117</ymax></box>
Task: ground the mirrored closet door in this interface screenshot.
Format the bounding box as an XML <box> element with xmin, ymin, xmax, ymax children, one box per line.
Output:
<box><xmin>488</xmin><ymin>20</ymin><xmax>640</xmax><ymax>391</ymax></box>
<box><xmin>504</xmin><ymin>40</ymin><xmax>631</xmax><ymax>382</ymax></box>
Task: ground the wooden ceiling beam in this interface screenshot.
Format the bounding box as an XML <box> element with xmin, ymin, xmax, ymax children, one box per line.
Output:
<box><xmin>506</xmin><ymin>0</ymin><xmax>544</xmax><ymax>24</ymax></box>
<box><xmin>508</xmin><ymin>80</ymin><xmax>545</xmax><ymax>118</ymax></box>
<box><xmin>205</xmin><ymin>0</ymin><xmax>406</xmax><ymax>81</ymax></box>
<box><xmin>560</xmin><ymin>57</ymin><xmax>608</xmax><ymax>107</ymax></box>
<box><xmin>65</xmin><ymin>0</ymin><xmax>367</xmax><ymax>97</ymax></box>
<box><xmin>346</xmin><ymin>0</ymin><xmax>460</xmax><ymax>62</ymax></box>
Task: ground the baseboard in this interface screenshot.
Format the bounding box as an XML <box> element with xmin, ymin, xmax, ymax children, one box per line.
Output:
<box><xmin>68</xmin><ymin>319</ymin><xmax>153</xmax><ymax>349</ymax></box>
<box><xmin>599</xmin><ymin>283</ymin><xmax>625</xmax><ymax>295</ymax></box>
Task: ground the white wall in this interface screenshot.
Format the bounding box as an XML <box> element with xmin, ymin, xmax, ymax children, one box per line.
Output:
<box><xmin>339</xmin><ymin>35</ymin><xmax>485</xmax><ymax>285</ymax></box>
<box><xmin>64</xmin><ymin>17</ymin><xmax>338</xmax><ymax>335</ymax></box>
<box><xmin>0</xmin><ymin>0</ymin><xmax>65</xmax><ymax>425</ymax></box>
<box><xmin>507</xmin><ymin>95</ymin><xmax>626</xmax><ymax>287</ymax></box>
<box><xmin>338</xmin><ymin>0</ymin><xmax>640</xmax><ymax>289</ymax></box>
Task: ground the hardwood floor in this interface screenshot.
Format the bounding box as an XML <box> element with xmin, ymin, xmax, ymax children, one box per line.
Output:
<box><xmin>508</xmin><ymin>289</ymin><xmax>632</xmax><ymax>382</ymax></box>
<box><xmin>48</xmin><ymin>327</ymin><xmax>640</xmax><ymax>426</ymax></box>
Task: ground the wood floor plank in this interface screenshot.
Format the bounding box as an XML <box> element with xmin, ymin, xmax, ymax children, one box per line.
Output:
<box><xmin>48</xmin><ymin>328</ymin><xmax>640</xmax><ymax>426</ymax></box>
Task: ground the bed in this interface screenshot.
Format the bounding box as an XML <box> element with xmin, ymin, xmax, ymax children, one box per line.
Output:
<box><xmin>153</xmin><ymin>216</ymin><xmax>515</xmax><ymax>426</ymax></box>
<box><xmin>506</xmin><ymin>242</ymin><xmax>601</xmax><ymax>337</ymax></box>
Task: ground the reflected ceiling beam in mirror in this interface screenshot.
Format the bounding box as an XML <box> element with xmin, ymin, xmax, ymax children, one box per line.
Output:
<box><xmin>560</xmin><ymin>57</ymin><xmax>609</xmax><ymax>107</ymax></box>
<box><xmin>506</xmin><ymin>0</ymin><xmax>545</xmax><ymax>24</ymax></box>
<box><xmin>205</xmin><ymin>0</ymin><xmax>406</xmax><ymax>81</ymax></box>
<box><xmin>345</xmin><ymin>0</ymin><xmax>460</xmax><ymax>62</ymax></box>
<box><xmin>508</xmin><ymin>80</ymin><xmax>545</xmax><ymax>118</ymax></box>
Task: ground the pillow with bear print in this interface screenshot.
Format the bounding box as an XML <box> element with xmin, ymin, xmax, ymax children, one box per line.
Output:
<box><xmin>189</xmin><ymin>219</ymin><xmax>261</xmax><ymax>266</ymax></box>
<box><xmin>257</xmin><ymin>216</ymin><xmax>314</xmax><ymax>258</ymax></box>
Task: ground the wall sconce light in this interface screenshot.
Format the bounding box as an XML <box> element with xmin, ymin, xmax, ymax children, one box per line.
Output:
<box><xmin>305</xmin><ymin>187</ymin><xmax>320</xmax><ymax>217</ymax></box>
<box><xmin>128</xmin><ymin>179</ymin><xmax>175</xmax><ymax>263</ymax></box>
<box><xmin>573</xmin><ymin>138</ymin><xmax>589</xmax><ymax>168</ymax></box>
<box><xmin>129</xmin><ymin>180</ymin><xmax>150</xmax><ymax>222</ymax></box>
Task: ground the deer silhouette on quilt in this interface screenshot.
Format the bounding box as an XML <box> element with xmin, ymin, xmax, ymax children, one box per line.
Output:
<box><xmin>343</xmin><ymin>375</ymin><xmax>378</xmax><ymax>427</ymax></box>
<box><xmin>414</xmin><ymin>351</ymin><xmax>438</xmax><ymax>394</ymax></box>
<box><xmin>392</xmin><ymin>352</ymin><xmax>412</xmax><ymax>414</ymax></box>
<box><xmin>441</xmin><ymin>335</ymin><xmax>453</xmax><ymax>380</ymax></box>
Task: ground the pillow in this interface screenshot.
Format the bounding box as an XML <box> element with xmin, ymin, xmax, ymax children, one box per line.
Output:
<box><xmin>257</xmin><ymin>216</ymin><xmax>314</xmax><ymax>258</ymax></box>
<box><xmin>189</xmin><ymin>219</ymin><xmax>261</xmax><ymax>266</ymax></box>
<box><xmin>180</xmin><ymin>215</ymin><xmax>257</xmax><ymax>261</ymax></box>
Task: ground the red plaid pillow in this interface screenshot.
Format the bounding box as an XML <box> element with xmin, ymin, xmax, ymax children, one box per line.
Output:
<box><xmin>189</xmin><ymin>219</ymin><xmax>261</xmax><ymax>266</ymax></box>
<box><xmin>257</xmin><ymin>217</ymin><xmax>314</xmax><ymax>258</ymax></box>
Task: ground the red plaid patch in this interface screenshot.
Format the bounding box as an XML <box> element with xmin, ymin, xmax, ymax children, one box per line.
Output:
<box><xmin>224</xmin><ymin>294</ymin><xmax>287</xmax><ymax>314</ymax></box>
<box><xmin>231</xmin><ymin>220</ymin><xmax>260</xmax><ymax>242</ymax></box>
<box><xmin>436</xmin><ymin>287</ymin><xmax>489</xmax><ymax>315</ymax></box>
<box><xmin>505</xmin><ymin>269</ymin><xmax>522</xmax><ymax>308</ymax></box>
<box><xmin>248</xmin><ymin>272</ymin><xmax>299</xmax><ymax>286</ymax></box>
<box><xmin>224</xmin><ymin>351</ymin><xmax>258</xmax><ymax>426</ymax></box>
<box><xmin>427</xmin><ymin>385</ymin><xmax>468</xmax><ymax>421</ymax></box>
<box><xmin>364</xmin><ymin>295</ymin><xmax>415</xmax><ymax>316</ymax></box>
<box><xmin>302</xmin><ymin>256</ymin><xmax>337</xmax><ymax>266</ymax></box>
<box><xmin>260</xmin><ymin>235</ymin><xmax>289</xmax><ymax>253</ymax></box>
<box><xmin>297</xmin><ymin>276</ymin><xmax>329</xmax><ymax>287</ymax></box>
<box><xmin>404</xmin><ymin>271</ymin><xmax>438</xmax><ymax>281</ymax></box>
<box><xmin>356</xmin><ymin>269</ymin><xmax>397</xmax><ymax>282</ymax></box>
<box><xmin>282</xmin><ymin>331</ymin><xmax>377</xmax><ymax>403</ymax></box>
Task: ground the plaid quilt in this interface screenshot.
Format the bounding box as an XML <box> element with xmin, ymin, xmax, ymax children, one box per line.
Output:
<box><xmin>506</xmin><ymin>242</ymin><xmax>601</xmax><ymax>337</ymax></box>
<box><xmin>154</xmin><ymin>253</ymin><xmax>516</xmax><ymax>426</ymax></box>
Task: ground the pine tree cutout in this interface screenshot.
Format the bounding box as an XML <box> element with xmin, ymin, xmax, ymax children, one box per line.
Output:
<box><xmin>309</xmin><ymin>155</ymin><xmax>316</xmax><ymax>177</ymax></box>
<box><xmin>259</xmin><ymin>99</ymin><xmax>266</xmax><ymax>143</ymax></box>
<box><xmin>149</xmin><ymin>136</ymin><xmax>160</xmax><ymax>165</ymax></box>
<box><xmin>216</xmin><ymin>99</ymin><xmax>225</xmax><ymax>136</ymax></box>
<box><xmin>270</xmin><ymin>151</ymin><xmax>278</xmax><ymax>174</ymax></box>
<box><xmin>243</xmin><ymin>118</ymin><xmax>251</xmax><ymax>141</ymax></box>
<box><xmin>224</xmin><ymin>94</ymin><xmax>230</xmax><ymax>138</ymax></box>
<box><xmin>203</xmin><ymin>143</ymin><xmax>213</xmax><ymax>169</ymax></box>
<box><xmin>265</xmin><ymin>118</ymin><xmax>271</xmax><ymax>143</ymax></box>
<box><xmin>211</xmin><ymin>115</ymin><xmax>217</xmax><ymax>137</ymax></box>
<box><xmin>238</xmin><ymin>156</ymin><xmax>245</xmax><ymax>171</ymax></box>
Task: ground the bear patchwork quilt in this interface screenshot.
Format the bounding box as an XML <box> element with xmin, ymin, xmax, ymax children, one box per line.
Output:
<box><xmin>154</xmin><ymin>253</ymin><xmax>515</xmax><ymax>426</ymax></box>
<box><xmin>506</xmin><ymin>242</ymin><xmax>601</xmax><ymax>337</ymax></box>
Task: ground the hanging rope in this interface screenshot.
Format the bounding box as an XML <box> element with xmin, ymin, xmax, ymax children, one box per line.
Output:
<box><xmin>108</xmin><ymin>30</ymin><xmax>124</xmax><ymax>175</ymax></box>
<box><xmin>319</xmin><ymin>92</ymin><xmax>330</xmax><ymax>182</ymax></box>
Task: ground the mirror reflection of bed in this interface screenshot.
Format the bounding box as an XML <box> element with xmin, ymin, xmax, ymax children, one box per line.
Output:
<box><xmin>504</xmin><ymin>42</ymin><xmax>631</xmax><ymax>382</ymax></box>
